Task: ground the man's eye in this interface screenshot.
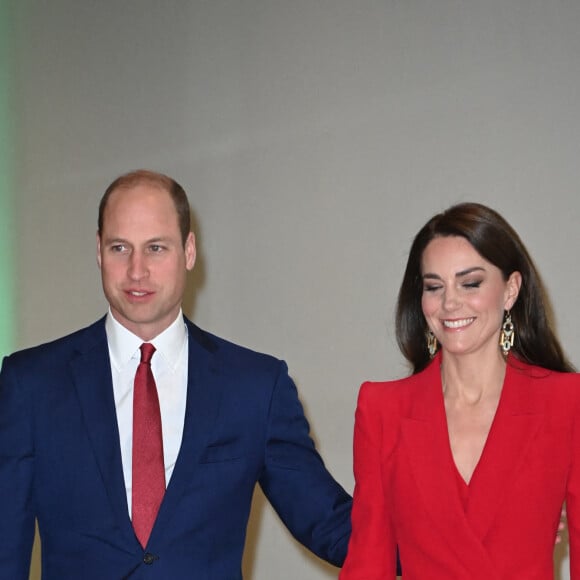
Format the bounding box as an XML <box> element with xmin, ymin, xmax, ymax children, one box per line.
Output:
<box><xmin>150</xmin><ymin>245</ymin><xmax>164</xmax><ymax>253</ymax></box>
<box><xmin>111</xmin><ymin>245</ymin><xmax>126</xmax><ymax>253</ymax></box>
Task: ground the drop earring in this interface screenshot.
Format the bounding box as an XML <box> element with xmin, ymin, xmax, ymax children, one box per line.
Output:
<box><xmin>426</xmin><ymin>330</ymin><xmax>438</xmax><ymax>358</ymax></box>
<box><xmin>499</xmin><ymin>310</ymin><xmax>515</xmax><ymax>355</ymax></box>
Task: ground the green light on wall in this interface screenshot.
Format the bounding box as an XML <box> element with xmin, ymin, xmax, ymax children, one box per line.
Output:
<box><xmin>0</xmin><ymin>0</ymin><xmax>16</xmax><ymax>358</ymax></box>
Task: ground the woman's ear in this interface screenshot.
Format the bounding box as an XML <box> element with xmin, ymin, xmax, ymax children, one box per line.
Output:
<box><xmin>505</xmin><ymin>271</ymin><xmax>522</xmax><ymax>310</ymax></box>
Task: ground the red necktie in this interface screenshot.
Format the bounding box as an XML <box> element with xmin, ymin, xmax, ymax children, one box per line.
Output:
<box><xmin>132</xmin><ymin>343</ymin><xmax>165</xmax><ymax>548</ymax></box>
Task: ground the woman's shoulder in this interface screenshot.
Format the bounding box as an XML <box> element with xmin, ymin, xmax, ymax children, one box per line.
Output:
<box><xmin>510</xmin><ymin>357</ymin><xmax>580</xmax><ymax>386</ymax></box>
<box><xmin>357</xmin><ymin>362</ymin><xmax>431</xmax><ymax>407</ymax></box>
<box><xmin>509</xmin><ymin>358</ymin><xmax>580</xmax><ymax>410</ymax></box>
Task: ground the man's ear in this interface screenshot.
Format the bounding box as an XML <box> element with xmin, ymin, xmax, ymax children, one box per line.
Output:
<box><xmin>185</xmin><ymin>232</ymin><xmax>196</xmax><ymax>271</ymax></box>
<box><xmin>96</xmin><ymin>232</ymin><xmax>102</xmax><ymax>269</ymax></box>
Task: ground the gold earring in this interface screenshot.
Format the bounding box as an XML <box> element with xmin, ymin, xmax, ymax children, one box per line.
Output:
<box><xmin>426</xmin><ymin>330</ymin><xmax>438</xmax><ymax>358</ymax></box>
<box><xmin>499</xmin><ymin>311</ymin><xmax>515</xmax><ymax>355</ymax></box>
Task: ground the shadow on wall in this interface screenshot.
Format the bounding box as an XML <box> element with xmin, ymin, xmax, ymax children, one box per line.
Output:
<box><xmin>29</xmin><ymin>526</ymin><xmax>40</xmax><ymax>579</ymax></box>
<box><xmin>182</xmin><ymin>205</ymin><xmax>206</xmax><ymax>320</ymax></box>
<box><xmin>554</xmin><ymin>523</ymin><xmax>568</xmax><ymax>580</ymax></box>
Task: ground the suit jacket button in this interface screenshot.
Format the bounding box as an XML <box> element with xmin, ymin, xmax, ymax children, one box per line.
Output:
<box><xmin>143</xmin><ymin>552</ymin><xmax>156</xmax><ymax>565</ymax></box>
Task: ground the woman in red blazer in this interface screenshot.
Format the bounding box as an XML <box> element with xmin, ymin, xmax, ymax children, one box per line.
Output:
<box><xmin>341</xmin><ymin>202</ymin><xmax>580</xmax><ymax>579</ymax></box>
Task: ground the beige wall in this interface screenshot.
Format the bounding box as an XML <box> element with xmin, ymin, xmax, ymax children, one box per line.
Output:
<box><xmin>12</xmin><ymin>1</ymin><xmax>580</xmax><ymax>578</ymax></box>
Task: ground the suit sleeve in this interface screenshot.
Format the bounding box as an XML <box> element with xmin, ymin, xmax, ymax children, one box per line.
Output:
<box><xmin>0</xmin><ymin>356</ymin><xmax>36</xmax><ymax>580</ymax></box>
<box><xmin>339</xmin><ymin>382</ymin><xmax>397</xmax><ymax>579</ymax></box>
<box><xmin>258</xmin><ymin>362</ymin><xmax>352</xmax><ymax>567</ymax></box>
<box><xmin>566</xmin><ymin>378</ymin><xmax>580</xmax><ymax>579</ymax></box>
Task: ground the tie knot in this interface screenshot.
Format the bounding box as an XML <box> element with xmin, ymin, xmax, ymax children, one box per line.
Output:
<box><xmin>140</xmin><ymin>343</ymin><xmax>156</xmax><ymax>364</ymax></box>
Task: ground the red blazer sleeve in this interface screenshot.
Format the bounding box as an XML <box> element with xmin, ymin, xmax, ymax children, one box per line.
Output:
<box><xmin>340</xmin><ymin>382</ymin><xmax>398</xmax><ymax>579</ymax></box>
<box><xmin>567</xmin><ymin>382</ymin><xmax>580</xmax><ymax>578</ymax></box>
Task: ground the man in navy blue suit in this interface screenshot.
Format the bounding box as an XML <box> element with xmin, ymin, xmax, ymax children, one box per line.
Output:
<box><xmin>0</xmin><ymin>170</ymin><xmax>352</xmax><ymax>579</ymax></box>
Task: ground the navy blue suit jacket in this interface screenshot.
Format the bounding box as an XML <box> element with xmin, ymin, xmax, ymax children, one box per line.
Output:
<box><xmin>0</xmin><ymin>317</ymin><xmax>352</xmax><ymax>579</ymax></box>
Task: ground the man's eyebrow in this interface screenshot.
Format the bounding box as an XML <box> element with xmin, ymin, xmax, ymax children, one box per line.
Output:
<box><xmin>102</xmin><ymin>237</ymin><xmax>130</xmax><ymax>245</ymax></box>
<box><xmin>102</xmin><ymin>236</ymin><xmax>171</xmax><ymax>244</ymax></box>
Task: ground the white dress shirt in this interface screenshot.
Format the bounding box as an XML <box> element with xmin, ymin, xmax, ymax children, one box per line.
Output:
<box><xmin>105</xmin><ymin>310</ymin><xmax>188</xmax><ymax>518</ymax></box>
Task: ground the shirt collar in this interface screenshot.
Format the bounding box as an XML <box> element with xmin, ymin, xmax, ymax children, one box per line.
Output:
<box><xmin>105</xmin><ymin>309</ymin><xmax>188</xmax><ymax>372</ymax></box>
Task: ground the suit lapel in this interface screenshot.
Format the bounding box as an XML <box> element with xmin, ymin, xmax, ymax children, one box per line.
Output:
<box><xmin>69</xmin><ymin>321</ymin><xmax>136</xmax><ymax>544</ymax></box>
<box><xmin>148</xmin><ymin>321</ymin><xmax>224</xmax><ymax>543</ymax></box>
<box><xmin>68</xmin><ymin>318</ymin><xmax>226</xmax><ymax>548</ymax></box>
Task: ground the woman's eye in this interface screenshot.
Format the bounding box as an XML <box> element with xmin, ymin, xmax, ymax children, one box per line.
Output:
<box><xmin>463</xmin><ymin>280</ymin><xmax>482</xmax><ymax>289</ymax></box>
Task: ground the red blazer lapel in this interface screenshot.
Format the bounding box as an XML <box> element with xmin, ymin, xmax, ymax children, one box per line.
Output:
<box><xmin>399</xmin><ymin>357</ymin><xmax>501</xmax><ymax>577</ymax></box>
<box><xmin>466</xmin><ymin>359</ymin><xmax>543</xmax><ymax>540</ymax></box>
<box><xmin>400</xmin><ymin>358</ymin><xmax>464</xmax><ymax>532</ymax></box>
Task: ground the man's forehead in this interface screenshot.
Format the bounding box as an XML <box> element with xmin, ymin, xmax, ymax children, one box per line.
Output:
<box><xmin>108</xmin><ymin>181</ymin><xmax>170</xmax><ymax>199</ymax></box>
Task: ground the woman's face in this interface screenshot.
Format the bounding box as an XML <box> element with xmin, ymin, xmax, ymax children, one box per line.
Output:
<box><xmin>420</xmin><ymin>236</ymin><xmax>521</xmax><ymax>359</ymax></box>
